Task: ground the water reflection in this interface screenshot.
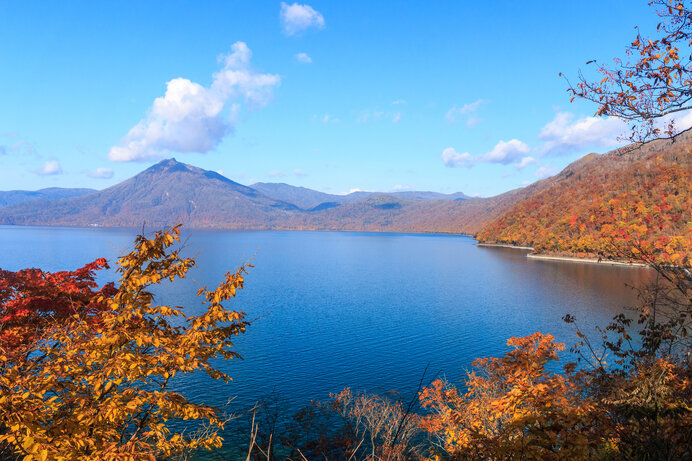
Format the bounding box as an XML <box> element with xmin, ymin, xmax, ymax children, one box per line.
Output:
<box><xmin>0</xmin><ymin>227</ymin><xmax>655</xmax><ymax>456</ymax></box>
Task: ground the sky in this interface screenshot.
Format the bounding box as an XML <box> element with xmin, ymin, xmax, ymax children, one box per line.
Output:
<box><xmin>0</xmin><ymin>1</ymin><xmax>662</xmax><ymax>197</ymax></box>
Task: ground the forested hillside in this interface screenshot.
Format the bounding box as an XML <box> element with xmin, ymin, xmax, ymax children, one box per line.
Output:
<box><xmin>477</xmin><ymin>135</ymin><xmax>692</xmax><ymax>266</ymax></box>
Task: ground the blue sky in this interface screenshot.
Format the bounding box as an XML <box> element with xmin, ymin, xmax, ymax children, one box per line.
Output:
<box><xmin>0</xmin><ymin>1</ymin><xmax>658</xmax><ymax>196</ymax></box>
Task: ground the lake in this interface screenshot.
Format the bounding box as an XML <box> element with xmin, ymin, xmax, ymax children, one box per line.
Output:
<box><xmin>0</xmin><ymin>226</ymin><xmax>653</xmax><ymax>455</ymax></box>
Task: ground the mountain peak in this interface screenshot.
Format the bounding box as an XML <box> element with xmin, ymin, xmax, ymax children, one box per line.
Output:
<box><xmin>143</xmin><ymin>158</ymin><xmax>197</xmax><ymax>175</ymax></box>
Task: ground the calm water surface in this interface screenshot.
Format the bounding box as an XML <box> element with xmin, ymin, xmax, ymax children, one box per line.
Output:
<box><xmin>0</xmin><ymin>226</ymin><xmax>653</xmax><ymax>454</ymax></box>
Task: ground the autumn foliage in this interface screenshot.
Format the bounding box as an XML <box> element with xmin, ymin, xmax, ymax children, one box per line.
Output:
<box><xmin>565</xmin><ymin>0</ymin><xmax>692</xmax><ymax>142</ymax></box>
<box><xmin>477</xmin><ymin>142</ymin><xmax>692</xmax><ymax>266</ymax></box>
<box><xmin>418</xmin><ymin>258</ymin><xmax>692</xmax><ymax>460</ymax></box>
<box><xmin>0</xmin><ymin>226</ymin><xmax>250</xmax><ymax>460</ymax></box>
<box><xmin>0</xmin><ymin>259</ymin><xmax>116</xmax><ymax>353</ymax></box>
<box><xmin>419</xmin><ymin>333</ymin><xmax>597</xmax><ymax>460</ymax></box>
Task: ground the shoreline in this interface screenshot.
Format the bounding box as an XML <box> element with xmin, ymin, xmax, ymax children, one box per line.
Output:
<box><xmin>526</xmin><ymin>253</ymin><xmax>649</xmax><ymax>268</ymax></box>
<box><xmin>475</xmin><ymin>242</ymin><xmax>534</xmax><ymax>251</ymax></box>
<box><xmin>0</xmin><ymin>224</ymin><xmax>657</xmax><ymax>268</ymax></box>
<box><xmin>476</xmin><ymin>241</ymin><xmax>651</xmax><ymax>268</ymax></box>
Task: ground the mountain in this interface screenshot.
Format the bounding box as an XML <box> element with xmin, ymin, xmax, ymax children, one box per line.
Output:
<box><xmin>4</xmin><ymin>137</ymin><xmax>686</xmax><ymax>246</ymax></box>
<box><xmin>250</xmin><ymin>182</ymin><xmax>470</xmax><ymax>209</ymax></box>
<box><xmin>0</xmin><ymin>159</ymin><xmax>302</xmax><ymax>228</ymax></box>
<box><xmin>386</xmin><ymin>191</ymin><xmax>470</xmax><ymax>201</ymax></box>
<box><xmin>477</xmin><ymin>133</ymin><xmax>692</xmax><ymax>263</ymax></box>
<box><xmin>0</xmin><ymin>188</ymin><xmax>96</xmax><ymax>208</ymax></box>
<box><xmin>249</xmin><ymin>183</ymin><xmax>348</xmax><ymax>209</ymax></box>
<box><xmin>0</xmin><ymin>159</ymin><xmax>511</xmax><ymax>233</ymax></box>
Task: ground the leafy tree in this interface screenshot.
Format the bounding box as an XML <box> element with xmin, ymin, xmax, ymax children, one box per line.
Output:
<box><xmin>0</xmin><ymin>226</ymin><xmax>250</xmax><ymax>460</ymax></box>
<box><xmin>0</xmin><ymin>258</ymin><xmax>116</xmax><ymax>355</ymax></box>
<box><xmin>565</xmin><ymin>0</ymin><xmax>692</xmax><ymax>142</ymax></box>
<box><xmin>419</xmin><ymin>333</ymin><xmax>599</xmax><ymax>460</ymax></box>
<box><xmin>563</xmin><ymin>256</ymin><xmax>692</xmax><ymax>459</ymax></box>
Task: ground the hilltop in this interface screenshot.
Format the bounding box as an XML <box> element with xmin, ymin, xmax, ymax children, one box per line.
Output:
<box><xmin>0</xmin><ymin>159</ymin><xmax>482</xmax><ymax>232</ymax></box>
<box><xmin>1</xmin><ymin>137</ymin><xmax>689</xmax><ymax>257</ymax></box>
<box><xmin>477</xmin><ymin>134</ymin><xmax>692</xmax><ymax>265</ymax></box>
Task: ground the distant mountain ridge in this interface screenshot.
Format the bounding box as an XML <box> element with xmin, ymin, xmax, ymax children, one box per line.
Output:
<box><xmin>0</xmin><ymin>160</ymin><xmax>478</xmax><ymax>231</ymax></box>
<box><xmin>1</xmin><ymin>138</ymin><xmax>688</xmax><ymax>244</ymax></box>
<box><xmin>250</xmin><ymin>182</ymin><xmax>470</xmax><ymax>209</ymax></box>
<box><xmin>0</xmin><ymin>159</ymin><xmax>302</xmax><ymax>228</ymax></box>
<box><xmin>0</xmin><ymin>188</ymin><xmax>96</xmax><ymax>208</ymax></box>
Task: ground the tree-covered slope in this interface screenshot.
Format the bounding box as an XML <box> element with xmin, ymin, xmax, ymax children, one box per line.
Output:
<box><xmin>477</xmin><ymin>135</ymin><xmax>692</xmax><ymax>266</ymax></box>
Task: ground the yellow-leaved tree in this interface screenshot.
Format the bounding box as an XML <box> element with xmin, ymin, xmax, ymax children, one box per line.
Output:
<box><xmin>0</xmin><ymin>226</ymin><xmax>250</xmax><ymax>460</ymax></box>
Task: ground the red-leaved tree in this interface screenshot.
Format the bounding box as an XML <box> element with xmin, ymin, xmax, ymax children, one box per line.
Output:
<box><xmin>0</xmin><ymin>259</ymin><xmax>117</xmax><ymax>354</ymax></box>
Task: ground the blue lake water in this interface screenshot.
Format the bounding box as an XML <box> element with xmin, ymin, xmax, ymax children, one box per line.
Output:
<box><xmin>0</xmin><ymin>226</ymin><xmax>653</xmax><ymax>455</ymax></box>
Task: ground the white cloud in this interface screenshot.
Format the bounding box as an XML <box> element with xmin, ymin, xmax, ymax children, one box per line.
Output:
<box><xmin>538</xmin><ymin>112</ymin><xmax>625</xmax><ymax>155</ymax></box>
<box><xmin>268</xmin><ymin>169</ymin><xmax>286</xmax><ymax>177</ymax></box>
<box><xmin>280</xmin><ymin>2</ymin><xmax>325</xmax><ymax>36</ymax></box>
<box><xmin>36</xmin><ymin>160</ymin><xmax>62</xmax><ymax>176</ymax></box>
<box><xmin>392</xmin><ymin>112</ymin><xmax>401</xmax><ymax>123</ymax></box>
<box><xmin>479</xmin><ymin>139</ymin><xmax>530</xmax><ymax>165</ymax></box>
<box><xmin>88</xmin><ymin>167</ymin><xmax>114</xmax><ymax>179</ymax></box>
<box><xmin>392</xmin><ymin>99</ymin><xmax>406</xmax><ymax>105</ymax></box>
<box><xmin>513</xmin><ymin>156</ymin><xmax>537</xmax><ymax>169</ymax></box>
<box><xmin>671</xmin><ymin>109</ymin><xmax>692</xmax><ymax>130</ymax></box>
<box><xmin>294</xmin><ymin>168</ymin><xmax>307</xmax><ymax>177</ymax></box>
<box><xmin>295</xmin><ymin>52</ymin><xmax>312</xmax><ymax>64</ymax></box>
<box><xmin>391</xmin><ymin>184</ymin><xmax>413</xmax><ymax>191</ymax></box>
<box><xmin>109</xmin><ymin>42</ymin><xmax>280</xmax><ymax>162</ymax></box>
<box><xmin>652</xmin><ymin>108</ymin><xmax>692</xmax><ymax>134</ymax></box>
<box><xmin>446</xmin><ymin>99</ymin><xmax>485</xmax><ymax>124</ymax></box>
<box><xmin>442</xmin><ymin>139</ymin><xmax>532</xmax><ymax>169</ymax></box>
<box><xmin>442</xmin><ymin>147</ymin><xmax>473</xmax><ymax>168</ymax></box>
<box><xmin>535</xmin><ymin>165</ymin><xmax>557</xmax><ymax>179</ymax></box>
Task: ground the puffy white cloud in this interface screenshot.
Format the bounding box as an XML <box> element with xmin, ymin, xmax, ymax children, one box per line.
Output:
<box><xmin>514</xmin><ymin>156</ymin><xmax>537</xmax><ymax>169</ymax></box>
<box><xmin>280</xmin><ymin>2</ymin><xmax>325</xmax><ymax>36</ymax></box>
<box><xmin>442</xmin><ymin>147</ymin><xmax>473</xmax><ymax>168</ymax></box>
<box><xmin>88</xmin><ymin>167</ymin><xmax>114</xmax><ymax>179</ymax></box>
<box><xmin>294</xmin><ymin>168</ymin><xmax>307</xmax><ymax>177</ymax></box>
<box><xmin>442</xmin><ymin>139</ymin><xmax>532</xmax><ymax>169</ymax></box>
<box><xmin>535</xmin><ymin>165</ymin><xmax>557</xmax><ymax>179</ymax></box>
<box><xmin>212</xmin><ymin>43</ymin><xmax>280</xmax><ymax>107</ymax></box>
<box><xmin>479</xmin><ymin>139</ymin><xmax>530</xmax><ymax>165</ymax></box>
<box><xmin>392</xmin><ymin>99</ymin><xmax>406</xmax><ymax>105</ymax></box>
<box><xmin>268</xmin><ymin>169</ymin><xmax>286</xmax><ymax>177</ymax></box>
<box><xmin>109</xmin><ymin>42</ymin><xmax>279</xmax><ymax>162</ymax></box>
<box><xmin>391</xmin><ymin>184</ymin><xmax>413</xmax><ymax>191</ymax></box>
<box><xmin>36</xmin><ymin>160</ymin><xmax>62</xmax><ymax>176</ymax></box>
<box><xmin>538</xmin><ymin>112</ymin><xmax>625</xmax><ymax>155</ymax></box>
<box><xmin>295</xmin><ymin>52</ymin><xmax>312</xmax><ymax>63</ymax></box>
<box><xmin>446</xmin><ymin>99</ymin><xmax>485</xmax><ymax>124</ymax></box>
<box><xmin>392</xmin><ymin>112</ymin><xmax>401</xmax><ymax>123</ymax></box>
<box><xmin>653</xmin><ymin>108</ymin><xmax>692</xmax><ymax>134</ymax></box>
